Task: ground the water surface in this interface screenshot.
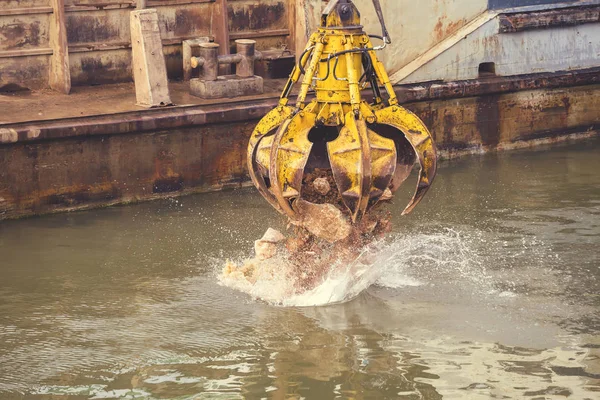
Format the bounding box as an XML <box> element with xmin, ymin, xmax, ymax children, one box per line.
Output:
<box><xmin>1</xmin><ymin>138</ymin><xmax>599</xmax><ymax>399</ymax></box>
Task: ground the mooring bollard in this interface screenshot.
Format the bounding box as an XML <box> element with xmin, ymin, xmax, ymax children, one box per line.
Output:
<box><xmin>188</xmin><ymin>39</ymin><xmax>264</xmax><ymax>99</ymax></box>
<box><xmin>196</xmin><ymin>42</ymin><xmax>220</xmax><ymax>81</ymax></box>
<box><xmin>235</xmin><ymin>39</ymin><xmax>257</xmax><ymax>78</ymax></box>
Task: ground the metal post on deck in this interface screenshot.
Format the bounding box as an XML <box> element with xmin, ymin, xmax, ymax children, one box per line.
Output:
<box><xmin>213</xmin><ymin>0</ymin><xmax>231</xmax><ymax>75</ymax></box>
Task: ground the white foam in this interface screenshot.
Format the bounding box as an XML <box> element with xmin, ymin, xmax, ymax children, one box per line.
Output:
<box><xmin>281</xmin><ymin>247</ymin><xmax>383</xmax><ymax>307</ymax></box>
<box><xmin>218</xmin><ymin>241</ymin><xmax>384</xmax><ymax>307</ymax></box>
<box><xmin>218</xmin><ymin>228</ymin><xmax>491</xmax><ymax>307</ymax></box>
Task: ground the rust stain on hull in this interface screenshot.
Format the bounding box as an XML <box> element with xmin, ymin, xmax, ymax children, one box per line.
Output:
<box><xmin>1</xmin><ymin>75</ymin><xmax>599</xmax><ymax>219</ymax></box>
<box><xmin>499</xmin><ymin>5</ymin><xmax>600</xmax><ymax>33</ymax></box>
<box><xmin>0</xmin><ymin>120</ymin><xmax>258</xmax><ymax>219</ymax></box>
<box><xmin>476</xmin><ymin>94</ymin><xmax>501</xmax><ymax>148</ymax></box>
<box><xmin>433</xmin><ymin>15</ymin><xmax>466</xmax><ymax>43</ymax></box>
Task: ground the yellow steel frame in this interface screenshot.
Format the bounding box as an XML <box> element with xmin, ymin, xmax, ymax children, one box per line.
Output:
<box><xmin>247</xmin><ymin>1</ymin><xmax>437</xmax><ymax>223</ymax></box>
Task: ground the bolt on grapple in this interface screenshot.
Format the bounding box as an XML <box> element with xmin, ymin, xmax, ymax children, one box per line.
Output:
<box><xmin>247</xmin><ymin>0</ymin><xmax>438</xmax><ymax>242</ymax></box>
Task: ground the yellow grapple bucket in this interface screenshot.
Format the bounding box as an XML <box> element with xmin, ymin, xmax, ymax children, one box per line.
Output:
<box><xmin>247</xmin><ymin>0</ymin><xmax>437</xmax><ymax>230</ymax></box>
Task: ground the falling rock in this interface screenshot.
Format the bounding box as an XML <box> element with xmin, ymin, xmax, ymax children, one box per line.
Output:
<box><xmin>254</xmin><ymin>228</ymin><xmax>285</xmax><ymax>260</ymax></box>
<box><xmin>358</xmin><ymin>214</ymin><xmax>378</xmax><ymax>234</ymax></box>
<box><xmin>293</xmin><ymin>199</ymin><xmax>352</xmax><ymax>243</ymax></box>
<box><xmin>285</xmin><ymin>236</ymin><xmax>305</xmax><ymax>253</ymax></box>
<box><xmin>260</xmin><ymin>227</ymin><xmax>286</xmax><ymax>243</ymax></box>
<box><xmin>380</xmin><ymin>188</ymin><xmax>393</xmax><ymax>201</ymax></box>
<box><xmin>255</xmin><ymin>240</ymin><xmax>277</xmax><ymax>260</ymax></box>
<box><xmin>313</xmin><ymin>177</ymin><xmax>331</xmax><ymax>195</ymax></box>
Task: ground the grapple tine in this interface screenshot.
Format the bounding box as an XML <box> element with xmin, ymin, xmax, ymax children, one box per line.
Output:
<box><xmin>270</xmin><ymin>109</ymin><xmax>316</xmax><ymax>220</ymax></box>
<box><xmin>374</xmin><ymin>106</ymin><xmax>438</xmax><ymax>215</ymax></box>
<box><xmin>247</xmin><ymin>106</ymin><xmax>294</xmax><ymax>163</ymax></box>
<box><xmin>389</xmin><ymin>135</ymin><xmax>417</xmax><ymax>192</ymax></box>
<box><xmin>327</xmin><ymin>111</ymin><xmax>371</xmax><ymax>222</ymax></box>
<box><xmin>366</xmin><ymin>127</ymin><xmax>397</xmax><ymax>209</ymax></box>
<box><xmin>247</xmin><ymin>1</ymin><xmax>438</xmax><ymax>242</ymax></box>
<box><xmin>255</xmin><ymin>135</ymin><xmax>274</xmax><ymax>172</ymax></box>
<box><xmin>247</xmin><ymin>106</ymin><xmax>294</xmax><ymax>213</ymax></box>
<box><xmin>402</xmin><ymin>135</ymin><xmax>437</xmax><ymax>215</ymax></box>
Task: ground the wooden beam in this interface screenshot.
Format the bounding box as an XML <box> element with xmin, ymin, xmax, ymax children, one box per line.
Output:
<box><xmin>213</xmin><ymin>0</ymin><xmax>229</xmax><ymax>47</ymax></box>
<box><xmin>64</xmin><ymin>1</ymin><xmax>135</xmax><ymax>12</ymax></box>
<box><xmin>0</xmin><ymin>48</ymin><xmax>54</xmax><ymax>58</ymax></box>
<box><xmin>49</xmin><ymin>0</ymin><xmax>71</xmax><ymax>94</ymax></box>
<box><xmin>130</xmin><ymin>9</ymin><xmax>172</xmax><ymax>107</ymax></box>
<box><xmin>147</xmin><ymin>0</ymin><xmax>214</xmax><ymax>5</ymax></box>
<box><xmin>287</xmin><ymin>0</ymin><xmax>296</xmax><ymax>54</ymax></box>
<box><xmin>67</xmin><ymin>33</ymin><xmax>294</xmax><ymax>54</ymax></box>
<box><xmin>213</xmin><ymin>0</ymin><xmax>231</xmax><ymax>74</ymax></box>
<box><xmin>0</xmin><ymin>7</ymin><xmax>53</xmax><ymax>16</ymax></box>
<box><xmin>295</xmin><ymin>0</ymin><xmax>321</xmax><ymax>62</ymax></box>
<box><xmin>68</xmin><ymin>42</ymin><xmax>131</xmax><ymax>53</ymax></box>
<box><xmin>229</xmin><ymin>29</ymin><xmax>290</xmax><ymax>40</ymax></box>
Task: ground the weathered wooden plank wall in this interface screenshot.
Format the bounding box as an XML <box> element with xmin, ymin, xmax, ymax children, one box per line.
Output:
<box><xmin>0</xmin><ymin>0</ymin><xmax>292</xmax><ymax>90</ymax></box>
<box><xmin>0</xmin><ymin>0</ymin><xmax>53</xmax><ymax>90</ymax></box>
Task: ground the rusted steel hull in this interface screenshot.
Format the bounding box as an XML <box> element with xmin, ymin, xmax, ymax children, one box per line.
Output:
<box><xmin>499</xmin><ymin>5</ymin><xmax>600</xmax><ymax>33</ymax></box>
<box><xmin>0</xmin><ymin>119</ymin><xmax>259</xmax><ymax>219</ymax></box>
<box><xmin>1</xmin><ymin>70</ymin><xmax>599</xmax><ymax>220</ymax></box>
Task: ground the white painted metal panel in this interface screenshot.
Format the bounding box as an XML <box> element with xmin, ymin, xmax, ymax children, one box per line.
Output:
<box><xmin>403</xmin><ymin>17</ymin><xmax>600</xmax><ymax>83</ymax></box>
<box><xmin>355</xmin><ymin>0</ymin><xmax>488</xmax><ymax>75</ymax></box>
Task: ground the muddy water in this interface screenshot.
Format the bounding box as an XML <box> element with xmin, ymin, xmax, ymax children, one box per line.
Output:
<box><xmin>1</xmin><ymin>138</ymin><xmax>599</xmax><ymax>399</ymax></box>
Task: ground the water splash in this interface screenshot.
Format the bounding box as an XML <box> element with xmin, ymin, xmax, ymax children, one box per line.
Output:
<box><xmin>218</xmin><ymin>228</ymin><xmax>492</xmax><ymax>307</ymax></box>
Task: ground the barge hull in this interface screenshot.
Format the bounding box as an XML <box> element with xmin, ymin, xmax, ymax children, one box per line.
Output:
<box><xmin>1</xmin><ymin>70</ymin><xmax>599</xmax><ymax>220</ymax></box>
